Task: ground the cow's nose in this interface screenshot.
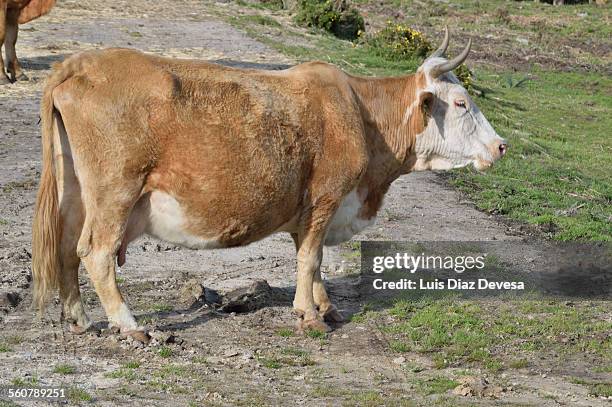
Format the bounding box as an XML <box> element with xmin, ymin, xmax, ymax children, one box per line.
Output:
<box><xmin>499</xmin><ymin>142</ymin><xmax>508</xmax><ymax>157</ymax></box>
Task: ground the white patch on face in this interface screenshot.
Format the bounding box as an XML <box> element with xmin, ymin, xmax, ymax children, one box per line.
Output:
<box><xmin>145</xmin><ymin>191</ymin><xmax>222</xmax><ymax>249</ymax></box>
<box><xmin>414</xmin><ymin>60</ymin><xmax>505</xmax><ymax>171</ymax></box>
<box><xmin>325</xmin><ymin>189</ymin><xmax>375</xmax><ymax>246</ymax></box>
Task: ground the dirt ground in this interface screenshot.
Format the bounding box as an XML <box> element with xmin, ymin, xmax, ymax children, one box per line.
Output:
<box><xmin>0</xmin><ymin>1</ymin><xmax>609</xmax><ymax>406</ymax></box>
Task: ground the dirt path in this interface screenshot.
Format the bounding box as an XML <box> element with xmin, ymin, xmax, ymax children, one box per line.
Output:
<box><xmin>0</xmin><ymin>1</ymin><xmax>606</xmax><ymax>406</ymax></box>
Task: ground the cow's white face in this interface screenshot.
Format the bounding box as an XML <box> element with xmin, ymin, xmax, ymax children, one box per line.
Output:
<box><xmin>413</xmin><ymin>60</ymin><xmax>507</xmax><ymax>172</ymax></box>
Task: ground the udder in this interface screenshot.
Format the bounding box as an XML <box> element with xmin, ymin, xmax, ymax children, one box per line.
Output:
<box><xmin>117</xmin><ymin>191</ymin><xmax>222</xmax><ymax>265</ymax></box>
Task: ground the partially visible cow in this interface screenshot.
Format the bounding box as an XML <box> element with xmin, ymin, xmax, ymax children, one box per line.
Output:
<box><xmin>31</xmin><ymin>29</ymin><xmax>507</xmax><ymax>342</ymax></box>
<box><xmin>0</xmin><ymin>0</ymin><xmax>56</xmax><ymax>84</ymax></box>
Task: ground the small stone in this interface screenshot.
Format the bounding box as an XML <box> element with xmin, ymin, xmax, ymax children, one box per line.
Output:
<box><xmin>293</xmin><ymin>375</ymin><xmax>305</xmax><ymax>381</ymax></box>
<box><xmin>392</xmin><ymin>356</ymin><xmax>406</xmax><ymax>365</ymax></box>
<box><xmin>0</xmin><ymin>291</ymin><xmax>21</xmax><ymax>307</ymax></box>
<box><xmin>223</xmin><ymin>349</ymin><xmax>240</xmax><ymax>358</ymax></box>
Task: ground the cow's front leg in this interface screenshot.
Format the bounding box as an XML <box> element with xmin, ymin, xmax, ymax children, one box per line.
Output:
<box><xmin>0</xmin><ymin>3</ymin><xmax>10</xmax><ymax>84</ymax></box>
<box><xmin>292</xmin><ymin>233</ymin><xmax>343</xmax><ymax>324</ymax></box>
<box><xmin>5</xmin><ymin>9</ymin><xmax>26</xmax><ymax>82</ymax></box>
<box><xmin>293</xmin><ymin>231</ymin><xmax>331</xmax><ymax>333</ymax></box>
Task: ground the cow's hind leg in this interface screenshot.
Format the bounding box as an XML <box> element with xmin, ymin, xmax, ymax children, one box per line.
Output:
<box><xmin>77</xmin><ymin>177</ymin><xmax>148</xmax><ymax>342</ymax></box>
<box><xmin>5</xmin><ymin>8</ymin><xmax>25</xmax><ymax>82</ymax></box>
<box><xmin>0</xmin><ymin>2</ymin><xmax>10</xmax><ymax>84</ymax></box>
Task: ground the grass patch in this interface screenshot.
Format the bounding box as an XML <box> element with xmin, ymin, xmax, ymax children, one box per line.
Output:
<box><xmin>414</xmin><ymin>377</ymin><xmax>459</xmax><ymax>396</ymax></box>
<box><xmin>449</xmin><ymin>69</ymin><xmax>611</xmax><ymax>241</ymax></box>
<box><xmin>509</xmin><ymin>358</ymin><xmax>529</xmax><ymax>369</ymax></box>
<box><xmin>151</xmin><ymin>303</ymin><xmax>173</xmax><ymax>312</ymax></box>
<box><xmin>277</xmin><ymin>328</ymin><xmax>294</xmax><ymax>337</ymax></box>
<box><xmin>157</xmin><ymin>346</ymin><xmax>173</xmax><ymax>358</ymax></box>
<box><xmin>67</xmin><ymin>387</ymin><xmax>93</xmax><ymax>403</ymax></box>
<box><xmin>305</xmin><ymin>329</ymin><xmax>327</xmax><ymax>339</ymax></box>
<box><xmin>588</xmin><ymin>382</ymin><xmax>612</xmax><ymax>398</ymax></box>
<box><xmin>0</xmin><ymin>343</ymin><xmax>11</xmax><ymax>352</ymax></box>
<box><xmin>383</xmin><ymin>299</ymin><xmax>611</xmax><ymax>370</ymax></box>
<box><xmin>234</xmin><ymin>14</ymin><xmax>281</xmax><ymax>27</ymax></box>
<box><xmin>259</xmin><ymin>357</ymin><xmax>282</xmax><ymax>369</ymax></box>
<box><xmin>53</xmin><ymin>364</ymin><xmax>76</xmax><ymax>375</ymax></box>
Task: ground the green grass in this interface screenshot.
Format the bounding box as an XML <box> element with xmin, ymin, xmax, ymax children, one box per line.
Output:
<box><xmin>305</xmin><ymin>329</ymin><xmax>327</xmax><ymax>339</ymax></box>
<box><xmin>67</xmin><ymin>387</ymin><xmax>93</xmax><ymax>403</ymax></box>
<box><xmin>151</xmin><ymin>303</ymin><xmax>173</xmax><ymax>312</ymax></box>
<box><xmin>157</xmin><ymin>346</ymin><xmax>173</xmax><ymax>358</ymax></box>
<box><xmin>0</xmin><ymin>343</ymin><xmax>11</xmax><ymax>352</ymax></box>
<box><xmin>413</xmin><ymin>377</ymin><xmax>458</xmax><ymax>395</ymax></box>
<box><xmin>588</xmin><ymin>382</ymin><xmax>612</xmax><ymax>398</ymax></box>
<box><xmin>380</xmin><ymin>299</ymin><xmax>611</xmax><ymax>370</ymax></box>
<box><xmin>105</xmin><ymin>361</ymin><xmax>142</xmax><ymax>381</ymax></box>
<box><xmin>229</xmin><ymin>14</ymin><xmax>281</xmax><ymax>28</ymax></box>
<box><xmin>449</xmin><ymin>69</ymin><xmax>611</xmax><ymax>241</ymax></box>
<box><xmin>276</xmin><ymin>328</ymin><xmax>294</xmax><ymax>337</ymax></box>
<box><xmin>53</xmin><ymin>364</ymin><xmax>76</xmax><ymax>375</ymax></box>
<box><xmin>11</xmin><ymin>376</ymin><xmax>38</xmax><ymax>387</ymax></box>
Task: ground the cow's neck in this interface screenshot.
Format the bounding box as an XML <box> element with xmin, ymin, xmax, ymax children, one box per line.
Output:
<box><xmin>347</xmin><ymin>73</ymin><xmax>421</xmax><ymax>219</ymax></box>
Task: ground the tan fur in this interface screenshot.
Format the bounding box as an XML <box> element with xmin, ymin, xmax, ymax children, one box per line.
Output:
<box><xmin>16</xmin><ymin>0</ymin><xmax>55</xmax><ymax>24</ymax></box>
<box><xmin>33</xmin><ymin>48</ymin><xmax>432</xmax><ymax>331</ymax></box>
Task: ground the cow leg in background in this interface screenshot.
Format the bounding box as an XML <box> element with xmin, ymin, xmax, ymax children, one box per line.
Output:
<box><xmin>5</xmin><ymin>8</ymin><xmax>26</xmax><ymax>82</ymax></box>
<box><xmin>293</xmin><ymin>219</ymin><xmax>334</xmax><ymax>333</ymax></box>
<box><xmin>0</xmin><ymin>2</ymin><xmax>10</xmax><ymax>84</ymax></box>
<box><xmin>291</xmin><ymin>233</ymin><xmax>343</xmax><ymax>323</ymax></box>
<box><xmin>313</xmin><ymin>269</ymin><xmax>344</xmax><ymax>322</ymax></box>
<box><xmin>54</xmin><ymin>113</ymin><xmax>91</xmax><ymax>333</ymax></box>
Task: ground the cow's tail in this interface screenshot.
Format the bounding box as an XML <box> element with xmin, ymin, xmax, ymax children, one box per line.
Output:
<box><xmin>31</xmin><ymin>58</ymin><xmax>79</xmax><ymax>312</ymax></box>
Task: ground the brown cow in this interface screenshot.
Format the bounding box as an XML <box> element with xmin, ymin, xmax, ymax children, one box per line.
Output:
<box><xmin>31</xmin><ymin>29</ymin><xmax>507</xmax><ymax>341</ymax></box>
<box><xmin>0</xmin><ymin>0</ymin><xmax>56</xmax><ymax>84</ymax></box>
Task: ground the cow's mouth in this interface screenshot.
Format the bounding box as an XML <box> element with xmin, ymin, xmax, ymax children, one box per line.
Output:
<box><xmin>473</xmin><ymin>159</ymin><xmax>493</xmax><ymax>171</ymax></box>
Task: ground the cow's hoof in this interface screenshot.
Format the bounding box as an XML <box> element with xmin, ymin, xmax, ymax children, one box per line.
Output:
<box><xmin>321</xmin><ymin>305</ymin><xmax>344</xmax><ymax>323</ymax></box>
<box><xmin>122</xmin><ymin>329</ymin><xmax>151</xmax><ymax>344</ymax></box>
<box><xmin>68</xmin><ymin>322</ymin><xmax>94</xmax><ymax>335</ymax></box>
<box><xmin>296</xmin><ymin>317</ymin><xmax>332</xmax><ymax>334</ymax></box>
<box><xmin>0</xmin><ymin>75</ymin><xmax>11</xmax><ymax>85</ymax></box>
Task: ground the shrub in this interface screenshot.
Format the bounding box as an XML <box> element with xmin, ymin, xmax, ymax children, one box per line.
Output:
<box><xmin>363</xmin><ymin>22</ymin><xmax>432</xmax><ymax>61</ymax></box>
<box><xmin>295</xmin><ymin>0</ymin><xmax>365</xmax><ymax>40</ymax></box>
<box><xmin>363</xmin><ymin>22</ymin><xmax>474</xmax><ymax>92</ymax></box>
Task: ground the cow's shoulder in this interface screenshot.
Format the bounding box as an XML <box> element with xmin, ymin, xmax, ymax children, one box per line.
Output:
<box><xmin>286</xmin><ymin>61</ymin><xmax>349</xmax><ymax>87</ymax></box>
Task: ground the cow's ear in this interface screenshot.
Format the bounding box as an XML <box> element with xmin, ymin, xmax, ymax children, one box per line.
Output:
<box><xmin>419</xmin><ymin>91</ymin><xmax>434</xmax><ymax>116</ymax></box>
<box><xmin>418</xmin><ymin>91</ymin><xmax>434</xmax><ymax>127</ymax></box>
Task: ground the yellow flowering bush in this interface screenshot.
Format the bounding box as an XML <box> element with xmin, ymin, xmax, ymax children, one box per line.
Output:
<box><xmin>363</xmin><ymin>22</ymin><xmax>474</xmax><ymax>92</ymax></box>
<box><xmin>364</xmin><ymin>21</ymin><xmax>432</xmax><ymax>60</ymax></box>
<box><xmin>453</xmin><ymin>63</ymin><xmax>474</xmax><ymax>93</ymax></box>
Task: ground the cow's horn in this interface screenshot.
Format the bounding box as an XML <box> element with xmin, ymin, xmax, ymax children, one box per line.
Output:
<box><xmin>429</xmin><ymin>26</ymin><xmax>449</xmax><ymax>58</ymax></box>
<box><xmin>430</xmin><ymin>38</ymin><xmax>472</xmax><ymax>78</ymax></box>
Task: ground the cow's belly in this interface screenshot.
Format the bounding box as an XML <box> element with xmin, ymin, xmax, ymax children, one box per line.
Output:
<box><xmin>324</xmin><ymin>189</ymin><xmax>375</xmax><ymax>246</ymax></box>
<box><xmin>139</xmin><ymin>191</ymin><xmax>223</xmax><ymax>249</ymax></box>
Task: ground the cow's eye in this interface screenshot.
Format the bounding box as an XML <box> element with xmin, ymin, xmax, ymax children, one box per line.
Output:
<box><xmin>454</xmin><ymin>99</ymin><xmax>467</xmax><ymax>108</ymax></box>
